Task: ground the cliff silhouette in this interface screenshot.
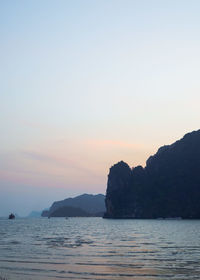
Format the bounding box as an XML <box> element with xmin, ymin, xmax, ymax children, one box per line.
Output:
<box><xmin>42</xmin><ymin>194</ymin><xmax>105</xmax><ymax>217</ymax></box>
<box><xmin>104</xmin><ymin>130</ymin><xmax>200</xmax><ymax>219</ymax></box>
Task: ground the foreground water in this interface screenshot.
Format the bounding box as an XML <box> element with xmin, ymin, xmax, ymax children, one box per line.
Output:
<box><xmin>0</xmin><ymin>218</ymin><xmax>200</xmax><ymax>280</ymax></box>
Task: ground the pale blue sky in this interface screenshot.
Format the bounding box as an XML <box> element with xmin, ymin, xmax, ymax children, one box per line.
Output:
<box><xmin>0</xmin><ymin>0</ymin><xmax>200</xmax><ymax>216</ymax></box>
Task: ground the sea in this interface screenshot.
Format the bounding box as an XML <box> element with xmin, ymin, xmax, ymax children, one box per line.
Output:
<box><xmin>0</xmin><ymin>217</ymin><xmax>200</xmax><ymax>280</ymax></box>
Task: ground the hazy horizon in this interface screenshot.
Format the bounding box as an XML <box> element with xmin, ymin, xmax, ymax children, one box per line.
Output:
<box><xmin>1</xmin><ymin>0</ymin><xmax>200</xmax><ymax>216</ymax></box>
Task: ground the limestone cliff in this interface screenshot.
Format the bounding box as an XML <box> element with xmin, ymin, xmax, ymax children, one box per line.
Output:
<box><xmin>104</xmin><ymin>129</ymin><xmax>200</xmax><ymax>219</ymax></box>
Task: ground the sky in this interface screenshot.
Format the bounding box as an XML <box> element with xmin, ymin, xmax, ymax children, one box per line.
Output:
<box><xmin>1</xmin><ymin>0</ymin><xmax>200</xmax><ymax>216</ymax></box>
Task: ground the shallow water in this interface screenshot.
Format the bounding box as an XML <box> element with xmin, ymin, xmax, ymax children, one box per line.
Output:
<box><xmin>0</xmin><ymin>217</ymin><xmax>200</xmax><ymax>279</ymax></box>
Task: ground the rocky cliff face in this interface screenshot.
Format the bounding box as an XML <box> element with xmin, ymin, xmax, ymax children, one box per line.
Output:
<box><xmin>104</xmin><ymin>161</ymin><xmax>132</xmax><ymax>218</ymax></box>
<box><xmin>104</xmin><ymin>129</ymin><xmax>200</xmax><ymax>219</ymax></box>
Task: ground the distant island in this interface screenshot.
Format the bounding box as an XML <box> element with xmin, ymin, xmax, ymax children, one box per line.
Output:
<box><xmin>42</xmin><ymin>193</ymin><xmax>105</xmax><ymax>218</ymax></box>
<box><xmin>104</xmin><ymin>129</ymin><xmax>200</xmax><ymax>219</ymax></box>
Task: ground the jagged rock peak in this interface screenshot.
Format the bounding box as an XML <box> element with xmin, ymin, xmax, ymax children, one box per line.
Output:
<box><xmin>146</xmin><ymin>129</ymin><xmax>200</xmax><ymax>167</ymax></box>
<box><xmin>110</xmin><ymin>160</ymin><xmax>131</xmax><ymax>171</ymax></box>
<box><xmin>106</xmin><ymin>161</ymin><xmax>132</xmax><ymax>194</ymax></box>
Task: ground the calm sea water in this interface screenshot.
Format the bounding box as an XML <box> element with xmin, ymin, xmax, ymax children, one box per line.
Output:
<box><xmin>0</xmin><ymin>217</ymin><xmax>200</xmax><ymax>280</ymax></box>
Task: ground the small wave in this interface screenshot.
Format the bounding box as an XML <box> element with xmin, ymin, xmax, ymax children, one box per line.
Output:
<box><xmin>75</xmin><ymin>262</ymin><xmax>144</xmax><ymax>269</ymax></box>
<box><xmin>67</xmin><ymin>270</ymin><xmax>175</xmax><ymax>278</ymax></box>
<box><xmin>10</xmin><ymin>241</ymin><xmax>21</xmax><ymax>245</ymax></box>
<box><xmin>0</xmin><ymin>259</ymin><xmax>68</xmax><ymax>265</ymax></box>
<box><xmin>45</xmin><ymin>237</ymin><xmax>94</xmax><ymax>248</ymax></box>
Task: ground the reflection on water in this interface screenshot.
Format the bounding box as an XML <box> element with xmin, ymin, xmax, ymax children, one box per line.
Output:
<box><xmin>0</xmin><ymin>218</ymin><xmax>200</xmax><ymax>279</ymax></box>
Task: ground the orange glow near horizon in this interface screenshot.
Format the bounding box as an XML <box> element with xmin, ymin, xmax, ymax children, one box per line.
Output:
<box><xmin>0</xmin><ymin>135</ymin><xmax>156</xmax><ymax>193</ymax></box>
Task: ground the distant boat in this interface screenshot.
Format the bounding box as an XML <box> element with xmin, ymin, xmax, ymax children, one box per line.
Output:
<box><xmin>9</xmin><ymin>213</ymin><xmax>15</xmax><ymax>219</ymax></box>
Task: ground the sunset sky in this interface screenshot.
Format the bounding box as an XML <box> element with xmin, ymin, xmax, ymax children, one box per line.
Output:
<box><xmin>1</xmin><ymin>0</ymin><xmax>200</xmax><ymax>216</ymax></box>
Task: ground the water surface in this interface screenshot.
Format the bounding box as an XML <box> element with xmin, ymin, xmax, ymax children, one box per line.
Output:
<box><xmin>0</xmin><ymin>218</ymin><xmax>200</xmax><ymax>279</ymax></box>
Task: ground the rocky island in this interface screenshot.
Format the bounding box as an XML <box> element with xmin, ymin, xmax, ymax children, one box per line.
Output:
<box><xmin>42</xmin><ymin>193</ymin><xmax>105</xmax><ymax>218</ymax></box>
<box><xmin>104</xmin><ymin>129</ymin><xmax>200</xmax><ymax>219</ymax></box>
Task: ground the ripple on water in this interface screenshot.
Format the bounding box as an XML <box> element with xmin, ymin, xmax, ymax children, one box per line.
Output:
<box><xmin>0</xmin><ymin>218</ymin><xmax>200</xmax><ymax>280</ymax></box>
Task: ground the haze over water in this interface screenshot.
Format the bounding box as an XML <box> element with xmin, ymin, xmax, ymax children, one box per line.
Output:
<box><xmin>1</xmin><ymin>218</ymin><xmax>200</xmax><ymax>280</ymax></box>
